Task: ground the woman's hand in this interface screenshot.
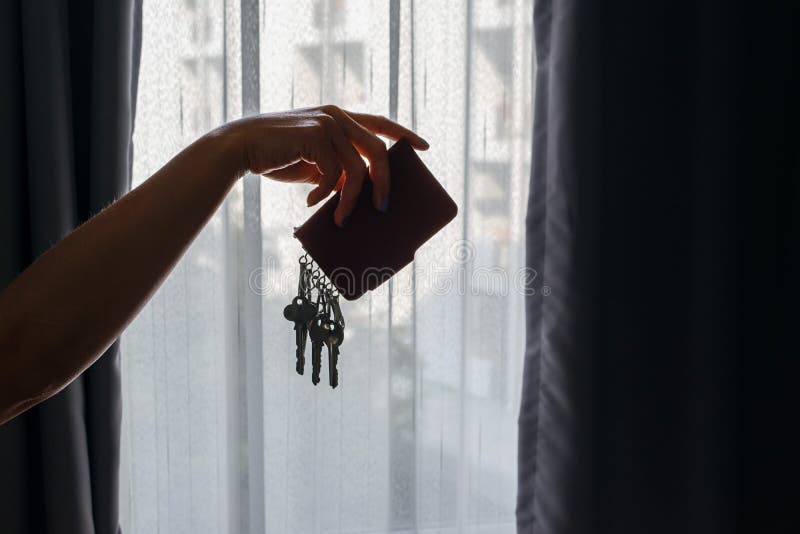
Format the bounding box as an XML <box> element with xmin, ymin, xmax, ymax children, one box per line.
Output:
<box><xmin>221</xmin><ymin>105</ymin><xmax>429</xmax><ymax>227</ymax></box>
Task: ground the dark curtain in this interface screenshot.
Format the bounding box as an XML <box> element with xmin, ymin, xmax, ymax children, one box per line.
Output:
<box><xmin>517</xmin><ymin>1</ymin><xmax>799</xmax><ymax>533</ymax></box>
<box><xmin>0</xmin><ymin>1</ymin><xmax>141</xmax><ymax>533</ymax></box>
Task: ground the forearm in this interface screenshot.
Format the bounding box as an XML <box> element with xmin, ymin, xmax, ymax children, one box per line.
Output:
<box><xmin>0</xmin><ymin>128</ymin><xmax>241</xmax><ymax>424</ymax></box>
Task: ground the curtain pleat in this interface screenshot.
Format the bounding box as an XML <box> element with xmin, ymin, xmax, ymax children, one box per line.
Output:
<box><xmin>517</xmin><ymin>1</ymin><xmax>800</xmax><ymax>533</ymax></box>
<box><xmin>0</xmin><ymin>1</ymin><xmax>142</xmax><ymax>533</ymax></box>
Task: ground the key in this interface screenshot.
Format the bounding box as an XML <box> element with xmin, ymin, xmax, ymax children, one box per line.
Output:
<box><xmin>329</xmin><ymin>289</ymin><xmax>345</xmax><ymax>329</ymax></box>
<box><xmin>284</xmin><ymin>254</ymin><xmax>317</xmax><ymax>375</ymax></box>
<box><xmin>325</xmin><ymin>320</ymin><xmax>344</xmax><ymax>388</ymax></box>
<box><xmin>298</xmin><ymin>299</ymin><xmax>317</xmax><ymax>357</ymax></box>
<box><xmin>283</xmin><ymin>299</ymin><xmax>302</xmax><ymax>371</ymax></box>
<box><xmin>284</xmin><ymin>296</ymin><xmax>307</xmax><ymax>374</ymax></box>
<box><xmin>309</xmin><ymin>317</ymin><xmax>327</xmax><ymax>386</ymax></box>
<box><xmin>284</xmin><ymin>296</ymin><xmax>317</xmax><ymax>374</ymax></box>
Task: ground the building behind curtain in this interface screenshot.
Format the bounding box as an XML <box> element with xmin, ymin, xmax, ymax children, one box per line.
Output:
<box><xmin>120</xmin><ymin>1</ymin><xmax>533</xmax><ymax>532</ymax></box>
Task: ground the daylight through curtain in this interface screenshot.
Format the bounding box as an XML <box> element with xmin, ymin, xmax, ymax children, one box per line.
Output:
<box><xmin>120</xmin><ymin>1</ymin><xmax>533</xmax><ymax>532</ymax></box>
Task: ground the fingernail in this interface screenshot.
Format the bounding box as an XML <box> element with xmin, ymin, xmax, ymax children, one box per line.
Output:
<box><xmin>378</xmin><ymin>195</ymin><xmax>390</xmax><ymax>213</ymax></box>
<box><xmin>339</xmin><ymin>216</ymin><xmax>349</xmax><ymax>228</ymax></box>
<box><xmin>419</xmin><ymin>137</ymin><xmax>430</xmax><ymax>149</ymax></box>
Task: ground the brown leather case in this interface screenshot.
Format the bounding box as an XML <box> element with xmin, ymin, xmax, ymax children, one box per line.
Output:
<box><xmin>294</xmin><ymin>137</ymin><xmax>458</xmax><ymax>300</ymax></box>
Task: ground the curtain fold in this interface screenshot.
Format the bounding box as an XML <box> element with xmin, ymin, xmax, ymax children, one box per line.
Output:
<box><xmin>517</xmin><ymin>1</ymin><xmax>799</xmax><ymax>533</ymax></box>
<box><xmin>0</xmin><ymin>1</ymin><xmax>142</xmax><ymax>533</ymax></box>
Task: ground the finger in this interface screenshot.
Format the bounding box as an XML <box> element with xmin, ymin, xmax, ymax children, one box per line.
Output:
<box><xmin>305</xmin><ymin>170</ymin><xmax>345</xmax><ymax>208</ymax></box>
<box><xmin>302</xmin><ymin>138</ymin><xmax>342</xmax><ymax>206</ymax></box>
<box><xmin>321</xmin><ymin>105</ymin><xmax>390</xmax><ymax>210</ymax></box>
<box><xmin>324</xmin><ymin>120</ymin><xmax>368</xmax><ymax>227</ymax></box>
<box><xmin>265</xmin><ymin>161</ymin><xmax>320</xmax><ymax>183</ymax></box>
<box><xmin>345</xmin><ymin>111</ymin><xmax>430</xmax><ymax>150</ymax></box>
<box><xmin>333</xmin><ymin>173</ymin><xmax>346</xmax><ymax>192</ymax></box>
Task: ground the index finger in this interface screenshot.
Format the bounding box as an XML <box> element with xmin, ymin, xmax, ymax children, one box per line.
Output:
<box><xmin>344</xmin><ymin>111</ymin><xmax>430</xmax><ymax>150</ymax></box>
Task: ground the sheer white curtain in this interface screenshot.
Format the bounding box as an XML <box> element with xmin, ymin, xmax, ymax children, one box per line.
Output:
<box><xmin>120</xmin><ymin>1</ymin><xmax>532</xmax><ymax>533</ymax></box>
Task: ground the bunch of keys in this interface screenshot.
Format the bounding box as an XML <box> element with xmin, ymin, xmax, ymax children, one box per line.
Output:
<box><xmin>283</xmin><ymin>254</ymin><xmax>346</xmax><ymax>388</ymax></box>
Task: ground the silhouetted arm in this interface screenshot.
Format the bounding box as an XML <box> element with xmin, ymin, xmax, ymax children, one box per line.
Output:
<box><xmin>0</xmin><ymin>106</ymin><xmax>427</xmax><ymax>425</ymax></box>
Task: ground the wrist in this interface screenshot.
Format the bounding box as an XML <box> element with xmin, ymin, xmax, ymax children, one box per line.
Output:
<box><xmin>202</xmin><ymin>122</ymin><xmax>248</xmax><ymax>184</ymax></box>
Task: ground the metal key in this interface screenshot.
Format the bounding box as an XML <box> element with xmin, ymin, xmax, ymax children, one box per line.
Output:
<box><xmin>329</xmin><ymin>288</ymin><xmax>345</xmax><ymax>329</ymax></box>
<box><xmin>308</xmin><ymin>317</ymin><xmax>328</xmax><ymax>386</ymax></box>
<box><xmin>283</xmin><ymin>254</ymin><xmax>317</xmax><ymax>374</ymax></box>
<box><xmin>283</xmin><ymin>296</ymin><xmax>316</xmax><ymax>374</ymax></box>
<box><xmin>325</xmin><ymin>320</ymin><xmax>344</xmax><ymax>388</ymax></box>
<box><xmin>283</xmin><ymin>297</ymin><xmax>306</xmax><ymax>373</ymax></box>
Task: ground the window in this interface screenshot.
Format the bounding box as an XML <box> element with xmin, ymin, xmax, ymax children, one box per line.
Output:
<box><xmin>120</xmin><ymin>1</ymin><xmax>533</xmax><ymax>532</ymax></box>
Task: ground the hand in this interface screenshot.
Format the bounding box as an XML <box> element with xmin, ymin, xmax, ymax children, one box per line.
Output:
<box><xmin>224</xmin><ymin>105</ymin><xmax>429</xmax><ymax>227</ymax></box>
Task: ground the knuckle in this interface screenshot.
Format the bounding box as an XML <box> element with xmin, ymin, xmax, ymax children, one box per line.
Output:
<box><xmin>347</xmin><ymin>163</ymin><xmax>366</xmax><ymax>180</ymax></box>
<box><xmin>368</xmin><ymin>136</ymin><xmax>387</xmax><ymax>156</ymax></box>
<box><xmin>305</xmin><ymin>121</ymin><xmax>326</xmax><ymax>139</ymax></box>
<box><xmin>320</xmin><ymin>104</ymin><xmax>340</xmax><ymax>117</ymax></box>
<box><xmin>315</xmin><ymin>112</ymin><xmax>337</xmax><ymax>128</ymax></box>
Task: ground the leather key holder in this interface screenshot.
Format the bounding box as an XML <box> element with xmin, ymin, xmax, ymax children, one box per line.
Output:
<box><xmin>294</xmin><ymin>137</ymin><xmax>458</xmax><ymax>300</ymax></box>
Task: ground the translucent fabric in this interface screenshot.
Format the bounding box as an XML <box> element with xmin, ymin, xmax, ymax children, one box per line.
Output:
<box><xmin>120</xmin><ymin>1</ymin><xmax>532</xmax><ymax>532</ymax></box>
